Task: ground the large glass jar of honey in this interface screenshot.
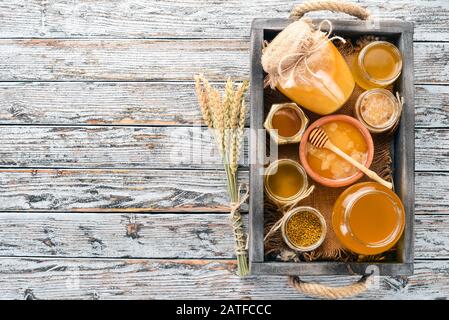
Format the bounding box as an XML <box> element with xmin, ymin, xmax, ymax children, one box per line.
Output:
<box><xmin>276</xmin><ymin>41</ymin><xmax>355</xmax><ymax>115</ymax></box>
<box><xmin>332</xmin><ymin>182</ymin><xmax>405</xmax><ymax>255</ymax></box>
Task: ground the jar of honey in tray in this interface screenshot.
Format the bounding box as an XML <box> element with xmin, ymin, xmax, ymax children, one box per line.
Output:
<box><xmin>261</xmin><ymin>20</ymin><xmax>355</xmax><ymax>116</ymax></box>
<box><xmin>276</xmin><ymin>41</ymin><xmax>355</xmax><ymax>115</ymax></box>
<box><xmin>332</xmin><ymin>182</ymin><xmax>405</xmax><ymax>255</ymax></box>
<box><xmin>264</xmin><ymin>159</ymin><xmax>309</xmax><ymax>206</ymax></box>
<box><xmin>354</xmin><ymin>88</ymin><xmax>402</xmax><ymax>133</ymax></box>
<box><xmin>352</xmin><ymin>41</ymin><xmax>403</xmax><ymax>90</ymax></box>
<box><xmin>264</xmin><ymin>103</ymin><xmax>309</xmax><ymax>145</ymax></box>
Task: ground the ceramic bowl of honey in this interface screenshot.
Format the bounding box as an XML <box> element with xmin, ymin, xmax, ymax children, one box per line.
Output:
<box><xmin>299</xmin><ymin>115</ymin><xmax>374</xmax><ymax>188</ymax></box>
<box><xmin>332</xmin><ymin>182</ymin><xmax>405</xmax><ymax>255</ymax></box>
<box><xmin>264</xmin><ymin>103</ymin><xmax>309</xmax><ymax>145</ymax></box>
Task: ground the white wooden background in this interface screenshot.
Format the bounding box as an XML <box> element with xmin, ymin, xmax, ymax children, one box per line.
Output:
<box><xmin>0</xmin><ymin>0</ymin><xmax>448</xmax><ymax>300</ymax></box>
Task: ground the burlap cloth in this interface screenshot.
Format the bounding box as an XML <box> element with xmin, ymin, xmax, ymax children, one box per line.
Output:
<box><xmin>264</xmin><ymin>36</ymin><xmax>398</xmax><ymax>263</ymax></box>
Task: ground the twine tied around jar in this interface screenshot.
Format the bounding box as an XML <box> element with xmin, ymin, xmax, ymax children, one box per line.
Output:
<box><xmin>277</xmin><ymin>20</ymin><xmax>346</xmax><ymax>89</ymax></box>
<box><xmin>229</xmin><ymin>183</ymin><xmax>250</xmax><ymax>256</ymax></box>
<box><xmin>262</xmin><ymin>18</ymin><xmax>347</xmax><ymax>92</ymax></box>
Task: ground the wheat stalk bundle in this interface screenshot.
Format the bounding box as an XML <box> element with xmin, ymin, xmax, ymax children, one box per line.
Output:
<box><xmin>194</xmin><ymin>74</ymin><xmax>249</xmax><ymax>276</ymax></box>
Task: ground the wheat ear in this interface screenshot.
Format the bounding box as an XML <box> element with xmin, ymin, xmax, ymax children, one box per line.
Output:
<box><xmin>210</xmin><ymin>88</ymin><xmax>225</xmax><ymax>157</ymax></box>
<box><xmin>230</xmin><ymin>81</ymin><xmax>249</xmax><ymax>175</ymax></box>
<box><xmin>194</xmin><ymin>74</ymin><xmax>213</xmax><ymax>129</ymax></box>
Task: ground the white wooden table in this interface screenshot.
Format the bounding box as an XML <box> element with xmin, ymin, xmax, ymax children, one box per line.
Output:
<box><xmin>0</xmin><ymin>0</ymin><xmax>447</xmax><ymax>300</ymax></box>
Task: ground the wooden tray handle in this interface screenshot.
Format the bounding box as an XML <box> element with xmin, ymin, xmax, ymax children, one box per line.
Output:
<box><xmin>289</xmin><ymin>274</ymin><xmax>373</xmax><ymax>299</ymax></box>
<box><xmin>290</xmin><ymin>0</ymin><xmax>370</xmax><ymax>20</ymax></box>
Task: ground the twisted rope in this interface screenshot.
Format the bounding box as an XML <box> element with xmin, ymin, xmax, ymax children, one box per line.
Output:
<box><xmin>290</xmin><ymin>274</ymin><xmax>373</xmax><ymax>299</ymax></box>
<box><xmin>290</xmin><ymin>1</ymin><xmax>370</xmax><ymax>21</ymax></box>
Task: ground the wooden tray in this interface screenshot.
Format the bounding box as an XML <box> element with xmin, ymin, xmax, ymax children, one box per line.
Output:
<box><xmin>249</xmin><ymin>19</ymin><xmax>415</xmax><ymax>276</ymax></box>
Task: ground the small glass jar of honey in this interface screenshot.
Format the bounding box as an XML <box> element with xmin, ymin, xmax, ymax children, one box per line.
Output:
<box><xmin>264</xmin><ymin>103</ymin><xmax>309</xmax><ymax>145</ymax></box>
<box><xmin>352</xmin><ymin>41</ymin><xmax>403</xmax><ymax>90</ymax></box>
<box><xmin>264</xmin><ymin>159</ymin><xmax>309</xmax><ymax>206</ymax></box>
<box><xmin>354</xmin><ymin>88</ymin><xmax>402</xmax><ymax>133</ymax></box>
<box><xmin>332</xmin><ymin>182</ymin><xmax>405</xmax><ymax>255</ymax></box>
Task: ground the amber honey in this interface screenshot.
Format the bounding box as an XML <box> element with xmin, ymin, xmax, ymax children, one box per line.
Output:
<box><xmin>264</xmin><ymin>103</ymin><xmax>309</xmax><ymax>145</ymax></box>
<box><xmin>264</xmin><ymin>159</ymin><xmax>308</xmax><ymax>205</ymax></box>
<box><xmin>271</xmin><ymin>107</ymin><xmax>301</xmax><ymax>138</ymax></box>
<box><xmin>266</xmin><ymin>161</ymin><xmax>304</xmax><ymax>198</ymax></box>
<box><xmin>306</xmin><ymin>121</ymin><xmax>368</xmax><ymax>180</ymax></box>
<box><xmin>332</xmin><ymin>182</ymin><xmax>405</xmax><ymax>255</ymax></box>
<box><xmin>352</xmin><ymin>41</ymin><xmax>403</xmax><ymax>90</ymax></box>
<box><xmin>277</xmin><ymin>42</ymin><xmax>355</xmax><ymax>115</ymax></box>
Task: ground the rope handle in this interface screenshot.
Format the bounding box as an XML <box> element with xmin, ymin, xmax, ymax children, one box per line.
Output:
<box><xmin>290</xmin><ymin>0</ymin><xmax>370</xmax><ymax>20</ymax></box>
<box><xmin>289</xmin><ymin>273</ymin><xmax>373</xmax><ymax>299</ymax></box>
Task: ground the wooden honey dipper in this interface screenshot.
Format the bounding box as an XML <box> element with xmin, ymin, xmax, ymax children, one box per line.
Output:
<box><xmin>308</xmin><ymin>127</ymin><xmax>393</xmax><ymax>189</ymax></box>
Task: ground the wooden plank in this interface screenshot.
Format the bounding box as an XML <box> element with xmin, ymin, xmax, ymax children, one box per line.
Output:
<box><xmin>0</xmin><ymin>0</ymin><xmax>447</xmax><ymax>41</ymax></box>
<box><xmin>0</xmin><ymin>258</ymin><xmax>447</xmax><ymax>299</ymax></box>
<box><xmin>0</xmin><ymin>213</ymin><xmax>445</xmax><ymax>259</ymax></box>
<box><xmin>0</xmin><ymin>40</ymin><xmax>446</xmax><ymax>84</ymax></box>
<box><xmin>415</xmin><ymin>172</ymin><xmax>449</xmax><ymax>215</ymax></box>
<box><xmin>0</xmin><ymin>169</ymin><xmax>444</xmax><ymax>214</ymax></box>
<box><xmin>0</xmin><ymin>126</ymin><xmax>247</xmax><ymax>169</ymax></box>
<box><xmin>0</xmin><ymin>213</ymin><xmax>239</xmax><ymax>259</ymax></box>
<box><xmin>0</xmin><ymin>126</ymin><xmax>444</xmax><ymax>170</ymax></box>
<box><xmin>0</xmin><ymin>169</ymin><xmax>248</xmax><ymax>212</ymax></box>
<box><xmin>0</xmin><ymin>82</ymin><xmax>205</xmax><ymax>126</ymax></box>
<box><xmin>415</xmin><ymin>215</ymin><xmax>449</xmax><ymax>259</ymax></box>
<box><xmin>0</xmin><ymin>82</ymin><xmax>443</xmax><ymax>128</ymax></box>
<box><xmin>415</xmin><ymin>85</ymin><xmax>449</xmax><ymax>128</ymax></box>
<box><xmin>0</xmin><ymin>39</ymin><xmax>248</xmax><ymax>81</ymax></box>
<box><xmin>415</xmin><ymin>129</ymin><xmax>449</xmax><ymax>171</ymax></box>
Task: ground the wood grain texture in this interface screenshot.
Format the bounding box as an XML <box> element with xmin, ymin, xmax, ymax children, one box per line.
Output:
<box><xmin>0</xmin><ymin>82</ymin><xmax>441</xmax><ymax>128</ymax></box>
<box><xmin>0</xmin><ymin>39</ymin><xmax>248</xmax><ymax>81</ymax></box>
<box><xmin>0</xmin><ymin>126</ymin><xmax>248</xmax><ymax>169</ymax></box>
<box><xmin>0</xmin><ymin>82</ymin><xmax>204</xmax><ymax>126</ymax></box>
<box><xmin>415</xmin><ymin>172</ymin><xmax>449</xmax><ymax>215</ymax></box>
<box><xmin>0</xmin><ymin>258</ymin><xmax>447</xmax><ymax>300</ymax></box>
<box><xmin>0</xmin><ymin>213</ymin><xmax>240</xmax><ymax>259</ymax></box>
<box><xmin>0</xmin><ymin>40</ymin><xmax>446</xmax><ymax>84</ymax></box>
<box><xmin>415</xmin><ymin>129</ymin><xmax>449</xmax><ymax>171</ymax></box>
<box><xmin>415</xmin><ymin>85</ymin><xmax>449</xmax><ymax>128</ymax></box>
<box><xmin>0</xmin><ymin>213</ymin><xmax>445</xmax><ymax>259</ymax></box>
<box><xmin>0</xmin><ymin>169</ymin><xmax>248</xmax><ymax>212</ymax></box>
<box><xmin>0</xmin><ymin>0</ymin><xmax>447</xmax><ymax>41</ymax></box>
<box><xmin>0</xmin><ymin>169</ymin><xmax>444</xmax><ymax>214</ymax></box>
<box><xmin>0</xmin><ymin>126</ymin><xmax>443</xmax><ymax>171</ymax></box>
